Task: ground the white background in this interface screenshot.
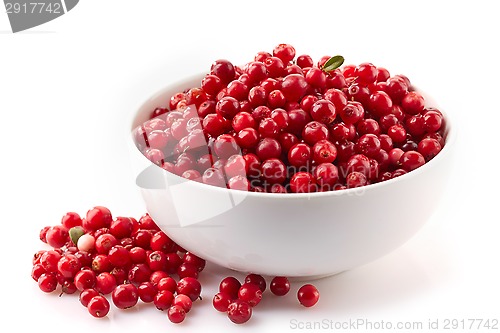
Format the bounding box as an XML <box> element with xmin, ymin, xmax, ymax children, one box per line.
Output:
<box><xmin>1</xmin><ymin>1</ymin><xmax>499</xmax><ymax>332</ymax></box>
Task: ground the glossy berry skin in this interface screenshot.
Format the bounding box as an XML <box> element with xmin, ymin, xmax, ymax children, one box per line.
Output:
<box><xmin>154</xmin><ymin>290</ymin><xmax>174</xmax><ymax>310</ymax></box>
<box><xmin>288</xmin><ymin>143</ymin><xmax>312</xmax><ymax>168</ymax></box>
<box><xmin>290</xmin><ymin>172</ymin><xmax>316</xmax><ymax>193</ymax></box>
<box><xmin>260</xmin><ymin>158</ymin><xmax>287</xmax><ymax>185</ymax></box>
<box><xmin>238</xmin><ymin>283</ymin><xmax>263</xmax><ymax>307</ymax></box>
<box><xmin>227</xmin><ymin>299</ymin><xmax>252</xmax><ymax>324</ymax></box>
<box><xmin>297</xmin><ymin>284</ymin><xmax>320</xmax><ymax>307</ymax></box>
<box><xmin>85</xmin><ymin>206</ymin><xmax>112</xmax><ymax>231</ymax></box>
<box><xmin>244</xmin><ymin>274</ymin><xmax>266</xmax><ymax>292</ymax></box>
<box><xmin>310</xmin><ymin>100</ymin><xmax>337</xmax><ymax>125</ymax></box>
<box><xmin>219</xmin><ymin>276</ymin><xmax>241</xmax><ymax>300</ymax></box>
<box><xmin>79</xmin><ymin>288</ymin><xmax>100</xmax><ymax>307</ymax></box>
<box><xmin>270</xmin><ymin>276</ymin><xmax>290</xmax><ymax>296</ymax></box>
<box><xmin>167</xmin><ymin>305</ymin><xmax>186</xmax><ymax>324</ymax></box>
<box><xmin>213</xmin><ymin>292</ymin><xmax>232</xmax><ymax>312</ymax></box>
<box><xmin>400</xmin><ymin>151</ymin><xmax>426</xmax><ymax>171</ymax></box>
<box><xmin>38</xmin><ymin>273</ymin><xmax>58</xmax><ymax>293</ymax></box>
<box><xmin>177</xmin><ymin>277</ymin><xmax>202</xmax><ymax>302</ymax></box>
<box><xmin>112</xmin><ymin>283</ymin><xmax>139</xmax><ymax>309</ymax></box>
<box><xmin>87</xmin><ymin>295</ymin><xmax>110</xmax><ymax>318</ymax></box>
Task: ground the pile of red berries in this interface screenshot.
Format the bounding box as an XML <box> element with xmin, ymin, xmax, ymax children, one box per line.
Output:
<box><xmin>134</xmin><ymin>43</ymin><xmax>446</xmax><ymax>193</ymax></box>
<box><xmin>32</xmin><ymin>206</ymin><xmax>319</xmax><ymax>324</ymax></box>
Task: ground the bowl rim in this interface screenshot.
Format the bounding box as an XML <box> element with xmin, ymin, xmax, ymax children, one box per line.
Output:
<box><xmin>131</xmin><ymin>73</ymin><xmax>457</xmax><ymax>200</ymax></box>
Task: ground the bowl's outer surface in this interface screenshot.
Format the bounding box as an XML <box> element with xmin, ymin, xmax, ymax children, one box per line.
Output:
<box><xmin>131</xmin><ymin>75</ymin><xmax>456</xmax><ymax>278</ymax></box>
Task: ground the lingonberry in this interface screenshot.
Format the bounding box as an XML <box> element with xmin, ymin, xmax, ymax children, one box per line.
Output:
<box><xmin>95</xmin><ymin>272</ymin><xmax>117</xmax><ymax>295</ymax></box>
<box><xmin>418</xmin><ymin>137</ymin><xmax>442</xmax><ymax>161</ymax></box>
<box><xmin>167</xmin><ymin>305</ymin><xmax>187</xmax><ymax>324</ymax></box>
<box><xmin>270</xmin><ymin>276</ymin><xmax>291</xmax><ymax>296</ymax></box>
<box><xmin>128</xmin><ymin>263</ymin><xmax>153</xmax><ymax>285</ymax></box>
<box><xmin>173</xmin><ymin>294</ymin><xmax>193</xmax><ymax>313</ymax></box>
<box><xmin>61</xmin><ymin>212</ymin><xmax>82</xmax><ymax>230</ymax></box>
<box><xmin>310</xmin><ymin>99</ymin><xmax>337</xmax><ymax>125</ymax></box>
<box><xmin>87</xmin><ymin>295</ymin><xmax>110</xmax><ymax>318</ymax></box>
<box><xmin>339</xmin><ymin>101</ymin><xmax>364</xmax><ymax>125</ymax></box>
<box><xmin>400</xmin><ymin>150</ymin><xmax>426</xmax><ymax>171</ymax></box>
<box><xmin>46</xmin><ymin>226</ymin><xmax>69</xmax><ymax>248</ymax></box>
<box><xmin>203</xmin><ymin>113</ymin><xmax>227</xmax><ymax>137</ymax></box>
<box><xmin>216</xmin><ymin>96</ymin><xmax>240</xmax><ymax>120</ymax></box>
<box><xmin>312</xmin><ymin>140</ymin><xmax>337</xmax><ymax>164</ymax></box>
<box><xmin>40</xmin><ymin>250</ymin><xmax>62</xmax><ymax>273</ymax></box>
<box><xmin>202</xmin><ymin>168</ymin><xmax>226</xmax><ymax>188</ymax></box>
<box><xmin>302</xmin><ymin>121</ymin><xmax>329</xmax><ymax>145</ymax></box>
<box><xmin>245</xmin><ymin>61</ymin><xmax>268</xmax><ymax>84</ymax></box>
<box><xmin>260</xmin><ymin>158</ymin><xmax>287</xmax><ymax>185</ymax></box>
<box><xmin>369</xmin><ymin>90</ymin><xmax>393</xmax><ymax>117</ymax></box>
<box><xmin>387</xmin><ymin>124</ymin><xmax>407</xmax><ymax>144</ymax></box>
<box><xmin>297</xmin><ymin>284</ymin><xmax>320</xmax><ymax>307</ymax></box>
<box><xmin>95</xmin><ymin>233</ymin><xmax>118</xmax><ymax>255</ymax></box>
<box><xmin>154</xmin><ymin>290</ymin><xmax>175</xmax><ymax>310</ymax></box>
<box><xmin>177</xmin><ymin>262</ymin><xmax>200</xmax><ymax>279</ymax></box>
<box><xmin>74</xmin><ymin>269</ymin><xmax>96</xmax><ymax>291</ymax></box>
<box><xmin>219</xmin><ymin>276</ymin><xmax>241</xmax><ymax>299</ymax></box>
<box><xmin>286</xmin><ymin>108</ymin><xmax>311</xmax><ymax>136</ymax></box>
<box><xmin>112</xmin><ymin>283</ymin><xmax>139</xmax><ymax>309</ymax></box>
<box><xmin>38</xmin><ymin>273</ymin><xmax>58</xmax><ymax>293</ymax></box>
<box><xmin>273</xmin><ymin>43</ymin><xmax>296</xmax><ymax>63</ymax></box>
<box><xmin>227</xmin><ymin>299</ymin><xmax>252</xmax><ymax>324</ymax></box>
<box><xmin>84</xmin><ymin>206</ymin><xmax>112</xmax><ymax>232</ymax></box>
<box><xmin>109</xmin><ymin>216</ymin><xmax>135</xmax><ymax>239</ymax></box>
<box><xmin>296</xmin><ymin>54</ymin><xmax>314</xmax><ymax>68</ymax></box>
<box><xmin>265</xmin><ymin>56</ymin><xmax>285</xmax><ymax>78</ymax></box>
<box><xmin>57</xmin><ymin>254</ymin><xmax>82</xmax><ymax>278</ymax></box>
<box><xmin>150</xmin><ymin>231</ymin><xmax>176</xmax><ymax>253</ymax></box>
<box><xmin>423</xmin><ymin>110</ymin><xmax>443</xmax><ymax>132</ymax></box>
<box><xmin>346</xmin><ymin>171</ymin><xmax>368</xmax><ymax>188</ymax></box>
<box><xmin>288</xmin><ymin>143</ymin><xmax>312</xmax><ymax>168</ymax></box>
<box><xmin>79</xmin><ymin>288</ymin><xmax>100</xmax><ymax>307</ymax></box>
<box><xmin>290</xmin><ymin>172</ymin><xmax>317</xmax><ymax>193</ymax></box>
<box><xmin>213</xmin><ymin>292</ymin><xmax>233</xmax><ymax>312</ymax></box>
<box><xmin>244</xmin><ymin>273</ymin><xmax>266</xmax><ymax>292</ymax></box>
<box><xmin>314</xmin><ymin>163</ymin><xmax>339</xmax><ymax>190</ymax></box>
<box><xmin>210</xmin><ymin>59</ymin><xmax>236</xmax><ymax>84</ymax></box>
<box><xmin>138</xmin><ymin>281</ymin><xmax>157</xmax><ymax>303</ymax></box>
<box><xmin>357</xmin><ymin>118</ymin><xmax>381</xmax><ymax>136</ymax></box>
<box><xmin>157</xmin><ymin>276</ymin><xmax>177</xmax><ymax>294</ymax></box>
<box><xmin>32</xmin><ymin>264</ymin><xmax>46</xmax><ymax>282</ymax></box>
<box><xmin>355</xmin><ymin>133</ymin><xmax>381</xmax><ymax>158</ymax></box>
<box><xmin>255</xmin><ymin>137</ymin><xmax>282</xmax><ymax>161</ymax></box>
<box><xmin>401</xmin><ymin>91</ymin><xmax>425</xmax><ymax>115</ymax></box>
<box><xmin>177</xmin><ymin>277</ymin><xmax>202</xmax><ymax>302</ymax></box>
<box><xmin>238</xmin><ymin>282</ymin><xmax>262</xmax><ymax>307</ymax></box>
<box><xmin>281</xmin><ymin>74</ymin><xmax>308</xmax><ymax>102</ymax></box>
<box><xmin>355</xmin><ymin>62</ymin><xmax>378</xmax><ymax>84</ymax></box>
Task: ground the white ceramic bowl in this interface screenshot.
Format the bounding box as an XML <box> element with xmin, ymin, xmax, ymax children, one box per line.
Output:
<box><xmin>130</xmin><ymin>74</ymin><xmax>456</xmax><ymax>278</ymax></box>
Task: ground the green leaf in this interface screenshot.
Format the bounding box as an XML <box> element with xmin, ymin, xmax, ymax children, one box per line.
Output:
<box><xmin>322</xmin><ymin>55</ymin><xmax>344</xmax><ymax>72</ymax></box>
<box><xmin>69</xmin><ymin>226</ymin><xmax>85</xmax><ymax>245</ymax></box>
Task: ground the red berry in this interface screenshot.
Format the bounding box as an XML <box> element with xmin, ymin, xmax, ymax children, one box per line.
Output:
<box><xmin>238</xmin><ymin>283</ymin><xmax>263</xmax><ymax>307</ymax></box>
<box><xmin>85</xmin><ymin>206</ymin><xmax>112</xmax><ymax>231</ymax></box>
<box><xmin>79</xmin><ymin>288</ymin><xmax>100</xmax><ymax>307</ymax></box>
<box><xmin>400</xmin><ymin>150</ymin><xmax>425</xmax><ymax>171</ymax></box>
<box><xmin>213</xmin><ymin>292</ymin><xmax>233</xmax><ymax>312</ymax></box>
<box><xmin>281</xmin><ymin>74</ymin><xmax>308</xmax><ymax>102</ymax></box>
<box><xmin>46</xmin><ymin>226</ymin><xmax>69</xmax><ymax>248</ymax></box>
<box><xmin>154</xmin><ymin>290</ymin><xmax>174</xmax><ymax>310</ymax></box>
<box><xmin>112</xmin><ymin>283</ymin><xmax>139</xmax><ymax>309</ymax></box>
<box><xmin>38</xmin><ymin>273</ymin><xmax>58</xmax><ymax>293</ymax></box>
<box><xmin>219</xmin><ymin>276</ymin><xmax>241</xmax><ymax>299</ymax></box>
<box><xmin>297</xmin><ymin>284</ymin><xmax>320</xmax><ymax>307</ymax></box>
<box><xmin>310</xmin><ymin>99</ymin><xmax>337</xmax><ymax>125</ymax></box>
<box><xmin>290</xmin><ymin>172</ymin><xmax>317</xmax><ymax>193</ymax></box>
<box><xmin>177</xmin><ymin>277</ymin><xmax>202</xmax><ymax>302</ymax></box>
<box><xmin>167</xmin><ymin>305</ymin><xmax>186</xmax><ymax>324</ymax></box>
<box><xmin>244</xmin><ymin>273</ymin><xmax>266</xmax><ymax>292</ymax></box>
<box><xmin>138</xmin><ymin>282</ymin><xmax>157</xmax><ymax>303</ymax></box>
<box><xmin>270</xmin><ymin>276</ymin><xmax>290</xmax><ymax>296</ymax></box>
<box><xmin>227</xmin><ymin>299</ymin><xmax>252</xmax><ymax>324</ymax></box>
<box><xmin>87</xmin><ymin>295</ymin><xmax>110</xmax><ymax>318</ymax></box>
